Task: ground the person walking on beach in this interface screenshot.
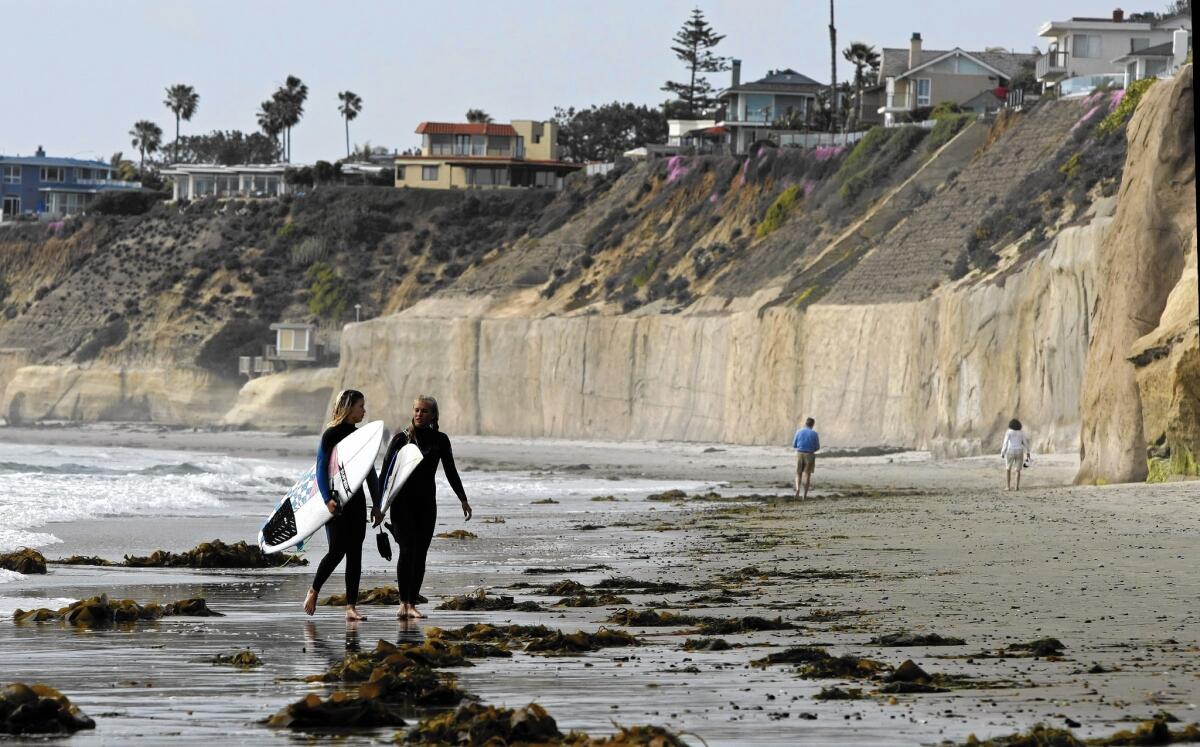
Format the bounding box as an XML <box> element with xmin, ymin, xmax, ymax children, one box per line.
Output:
<box><xmin>378</xmin><ymin>395</ymin><xmax>472</xmax><ymax>620</ymax></box>
<box><xmin>303</xmin><ymin>389</ymin><xmax>382</xmax><ymax>621</ymax></box>
<box><xmin>1001</xmin><ymin>418</ymin><xmax>1030</xmax><ymax>492</ymax></box>
<box><xmin>792</xmin><ymin>417</ymin><xmax>820</xmax><ymax>500</ymax></box>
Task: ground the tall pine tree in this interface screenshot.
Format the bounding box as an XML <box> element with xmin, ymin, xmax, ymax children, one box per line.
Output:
<box><xmin>661</xmin><ymin>8</ymin><xmax>728</xmax><ymax>118</ymax></box>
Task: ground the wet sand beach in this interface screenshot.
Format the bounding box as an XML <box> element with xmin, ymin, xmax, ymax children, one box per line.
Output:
<box><xmin>0</xmin><ymin>425</ymin><xmax>1196</xmax><ymax>745</ymax></box>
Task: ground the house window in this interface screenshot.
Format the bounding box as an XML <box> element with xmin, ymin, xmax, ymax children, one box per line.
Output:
<box><xmin>429</xmin><ymin>135</ymin><xmax>453</xmax><ymax>156</ymax></box>
<box><xmin>2</xmin><ymin>166</ymin><xmax>19</xmax><ymax>184</ymax></box>
<box><xmin>395</xmin><ymin>165</ymin><xmax>406</xmax><ymax>181</ymax></box>
<box><xmin>1131</xmin><ymin>37</ymin><xmax>1150</xmax><ymax>52</ymax></box>
<box><xmin>1073</xmin><ymin>34</ymin><xmax>1102</xmax><ymax>58</ymax></box>
<box><xmin>454</xmin><ymin>134</ymin><xmax>471</xmax><ymax>155</ymax></box>
<box><xmin>915</xmin><ymin>78</ymin><xmax>931</xmax><ymax>107</ymax></box>
<box><xmin>534</xmin><ymin>170</ymin><xmax>558</xmax><ymax>188</ymax></box>
<box><xmin>487</xmin><ymin>136</ymin><xmax>512</xmax><ymax>157</ymax></box>
<box><xmin>421</xmin><ymin>165</ymin><xmax>439</xmax><ymax>181</ymax></box>
<box><xmin>2</xmin><ymin>196</ymin><xmax>19</xmax><ymax>217</ymax></box>
<box><xmin>278</xmin><ymin>328</ymin><xmax>308</xmax><ymax>352</ymax></box>
<box><xmin>40</xmin><ymin>167</ymin><xmax>65</xmax><ymax>182</ymax></box>
<box><xmin>469</xmin><ymin>167</ymin><xmax>507</xmax><ymax>186</ymax></box>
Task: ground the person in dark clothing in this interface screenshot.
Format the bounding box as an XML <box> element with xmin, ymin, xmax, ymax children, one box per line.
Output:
<box><xmin>378</xmin><ymin>395</ymin><xmax>471</xmax><ymax>620</ymax></box>
<box><xmin>303</xmin><ymin>389</ymin><xmax>382</xmax><ymax>621</ymax></box>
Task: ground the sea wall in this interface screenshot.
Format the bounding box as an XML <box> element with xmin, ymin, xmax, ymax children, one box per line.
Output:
<box><xmin>332</xmin><ymin>211</ymin><xmax>1103</xmax><ymax>452</ymax></box>
<box><xmin>1</xmin><ymin>365</ymin><xmax>238</xmax><ymax>425</ymax></box>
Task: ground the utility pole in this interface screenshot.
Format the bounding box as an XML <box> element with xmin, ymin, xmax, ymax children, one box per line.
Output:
<box><xmin>829</xmin><ymin>0</ymin><xmax>838</xmax><ymax>133</ymax></box>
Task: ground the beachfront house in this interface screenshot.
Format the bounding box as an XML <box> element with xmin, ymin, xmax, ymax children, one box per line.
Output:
<box><xmin>1112</xmin><ymin>29</ymin><xmax>1192</xmax><ymax>85</ymax></box>
<box><xmin>238</xmin><ymin>322</ymin><xmax>324</xmax><ymax>378</ymax></box>
<box><xmin>161</xmin><ymin>163</ymin><xmax>297</xmax><ymax>201</ymax></box>
<box><xmin>394</xmin><ymin>119</ymin><xmax>581</xmax><ymax>190</ymax></box>
<box><xmin>873</xmin><ymin>34</ymin><xmax>1035</xmax><ymax>125</ymax></box>
<box><xmin>1036</xmin><ymin>8</ymin><xmax>1191</xmax><ymax>93</ymax></box>
<box><xmin>716</xmin><ymin>61</ymin><xmax>826</xmax><ymax>154</ymax></box>
<box><xmin>0</xmin><ymin>147</ymin><xmax>142</xmax><ymax>220</ymax></box>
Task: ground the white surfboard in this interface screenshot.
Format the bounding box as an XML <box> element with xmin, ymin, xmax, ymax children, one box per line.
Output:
<box><xmin>380</xmin><ymin>443</ymin><xmax>424</xmax><ymax>514</ymax></box>
<box><xmin>259</xmin><ymin>420</ymin><xmax>385</xmax><ymax>554</ymax></box>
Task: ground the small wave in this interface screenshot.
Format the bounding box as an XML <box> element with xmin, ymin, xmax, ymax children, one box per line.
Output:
<box><xmin>0</xmin><ymin>461</ymin><xmax>123</xmax><ymax>476</ymax></box>
<box><xmin>0</xmin><ymin>569</ymin><xmax>26</xmax><ymax>584</ymax></box>
<box><xmin>138</xmin><ymin>462</ymin><xmax>211</xmax><ymax>476</ymax></box>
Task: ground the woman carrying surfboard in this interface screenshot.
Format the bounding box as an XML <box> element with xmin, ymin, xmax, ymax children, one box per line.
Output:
<box><xmin>377</xmin><ymin>395</ymin><xmax>471</xmax><ymax>620</ymax></box>
<box><xmin>303</xmin><ymin>389</ymin><xmax>383</xmax><ymax>621</ymax></box>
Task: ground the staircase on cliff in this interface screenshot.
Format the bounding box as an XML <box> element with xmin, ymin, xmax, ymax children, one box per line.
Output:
<box><xmin>823</xmin><ymin>100</ymin><xmax>1087</xmax><ymax>305</ymax></box>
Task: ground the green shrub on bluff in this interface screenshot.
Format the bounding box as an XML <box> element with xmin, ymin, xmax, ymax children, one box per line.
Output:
<box><xmin>306</xmin><ymin>262</ymin><xmax>358</xmax><ymax>321</ymax></box>
<box><xmin>836</xmin><ymin>126</ymin><xmax>928</xmax><ymax>203</ymax></box>
<box><xmin>756</xmin><ymin>184</ymin><xmax>802</xmax><ymax>237</ymax></box>
<box><xmin>1098</xmin><ymin>78</ymin><xmax>1157</xmax><ymax>136</ymax></box>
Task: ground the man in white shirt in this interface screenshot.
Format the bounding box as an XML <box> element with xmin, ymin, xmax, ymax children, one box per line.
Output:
<box><xmin>1000</xmin><ymin>418</ymin><xmax>1029</xmax><ymax>491</ymax></box>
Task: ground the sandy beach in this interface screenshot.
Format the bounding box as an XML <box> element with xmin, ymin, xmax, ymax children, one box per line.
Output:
<box><xmin>0</xmin><ymin>424</ymin><xmax>1196</xmax><ymax>745</ymax></box>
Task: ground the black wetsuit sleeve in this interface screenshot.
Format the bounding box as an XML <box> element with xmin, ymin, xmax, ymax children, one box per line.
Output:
<box><xmin>440</xmin><ymin>434</ymin><xmax>468</xmax><ymax>502</ymax></box>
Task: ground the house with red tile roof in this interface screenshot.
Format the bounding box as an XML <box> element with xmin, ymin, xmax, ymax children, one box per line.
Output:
<box><xmin>394</xmin><ymin>119</ymin><xmax>580</xmax><ymax>190</ymax></box>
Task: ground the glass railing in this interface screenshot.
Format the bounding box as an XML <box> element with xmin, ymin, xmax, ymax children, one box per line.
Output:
<box><xmin>1058</xmin><ymin>73</ymin><xmax>1124</xmax><ymax>97</ymax></box>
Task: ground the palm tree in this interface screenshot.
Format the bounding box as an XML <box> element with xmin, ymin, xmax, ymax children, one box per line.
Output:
<box><xmin>273</xmin><ymin>75</ymin><xmax>308</xmax><ymax>162</ymax></box>
<box><xmin>465</xmin><ymin>108</ymin><xmax>493</xmax><ymax>124</ymax></box>
<box><xmin>842</xmin><ymin>42</ymin><xmax>880</xmax><ymax>131</ymax></box>
<box><xmin>337</xmin><ymin>90</ymin><xmax>363</xmax><ymax>158</ymax></box>
<box><xmin>257</xmin><ymin>100</ymin><xmax>285</xmax><ymax>161</ymax></box>
<box><xmin>163</xmin><ymin>84</ymin><xmax>199</xmax><ymax>163</ymax></box>
<box><xmin>129</xmin><ymin>120</ymin><xmax>163</xmax><ymax>175</ymax></box>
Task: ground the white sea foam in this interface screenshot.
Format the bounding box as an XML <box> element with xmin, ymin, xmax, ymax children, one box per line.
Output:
<box><xmin>0</xmin><ymin>440</ymin><xmax>714</xmax><ymax>552</ymax></box>
<box><xmin>0</xmin><ymin>441</ymin><xmax>297</xmax><ymax>552</ymax></box>
<box><xmin>0</xmin><ymin>568</ymin><xmax>27</xmax><ymax>585</ymax></box>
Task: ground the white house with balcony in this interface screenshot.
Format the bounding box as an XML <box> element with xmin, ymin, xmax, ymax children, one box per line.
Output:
<box><xmin>1036</xmin><ymin>8</ymin><xmax>1191</xmax><ymax>92</ymax></box>
<box><xmin>162</xmin><ymin>163</ymin><xmax>298</xmax><ymax>201</ymax></box>
<box><xmin>716</xmin><ymin>61</ymin><xmax>826</xmax><ymax>154</ymax></box>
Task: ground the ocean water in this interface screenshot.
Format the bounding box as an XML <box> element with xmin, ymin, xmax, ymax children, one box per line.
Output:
<box><xmin>0</xmin><ymin>439</ymin><xmax>715</xmax><ymax>573</ymax></box>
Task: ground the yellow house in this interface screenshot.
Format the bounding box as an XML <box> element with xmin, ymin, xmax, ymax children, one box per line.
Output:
<box><xmin>394</xmin><ymin>119</ymin><xmax>581</xmax><ymax>190</ymax></box>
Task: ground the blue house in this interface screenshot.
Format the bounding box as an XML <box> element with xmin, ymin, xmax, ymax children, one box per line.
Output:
<box><xmin>0</xmin><ymin>147</ymin><xmax>142</xmax><ymax>220</ymax></box>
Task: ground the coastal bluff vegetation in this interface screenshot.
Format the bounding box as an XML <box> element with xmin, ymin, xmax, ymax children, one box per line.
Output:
<box><xmin>0</xmin><ymin>68</ymin><xmax>1193</xmax><ymax>484</ymax></box>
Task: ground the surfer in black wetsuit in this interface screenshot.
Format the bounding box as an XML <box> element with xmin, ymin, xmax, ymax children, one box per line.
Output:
<box><xmin>377</xmin><ymin>395</ymin><xmax>471</xmax><ymax>620</ymax></box>
<box><xmin>303</xmin><ymin>389</ymin><xmax>382</xmax><ymax>621</ymax></box>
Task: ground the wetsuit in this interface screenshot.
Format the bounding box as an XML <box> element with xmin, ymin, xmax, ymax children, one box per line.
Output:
<box><xmin>380</xmin><ymin>426</ymin><xmax>466</xmax><ymax>604</ymax></box>
<box><xmin>310</xmin><ymin>422</ymin><xmax>380</xmax><ymax>606</ymax></box>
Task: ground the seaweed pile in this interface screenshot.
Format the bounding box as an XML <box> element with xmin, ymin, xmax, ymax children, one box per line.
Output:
<box><xmin>13</xmin><ymin>594</ymin><xmax>222</xmax><ymax>626</ymax></box>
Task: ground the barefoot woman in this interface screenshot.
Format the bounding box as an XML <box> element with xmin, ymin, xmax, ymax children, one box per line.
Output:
<box><xmin>303</xmin><ymin>389</ymin><xmax>383</xmax><ymax>621</ymax></box>
<box><xmin>379</xmin><ymin>395</ymin><xmax>471</xmax><ymax>619</ymax></box>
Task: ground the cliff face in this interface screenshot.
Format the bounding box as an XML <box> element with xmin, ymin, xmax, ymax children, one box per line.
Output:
<box><xmin>330</xmin><ymin>206</ymin><xmax>1103</xmax><ymax>453</ymax></box>
<box><xmin>1076</xmin><ymin>66</ymin><xmax>1196</xmax><ymax>484</ymax></box>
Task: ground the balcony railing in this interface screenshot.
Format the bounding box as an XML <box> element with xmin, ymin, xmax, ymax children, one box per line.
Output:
<box><xmin>1036</xmin><ymin>50</ymin><xmax>1070</xmax><ymax>79</ymax></box>
<box><xmin>77</xmin><ymin>179</ymin><xmax>143</xmax><ymax>189</ymax></box>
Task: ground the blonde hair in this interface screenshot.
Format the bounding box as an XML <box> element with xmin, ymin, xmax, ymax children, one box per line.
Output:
<box><xmin>405</xmin><ymin>395</ymin><xmax>440</xmax><ymax>446</ymax></box>
<box><xmin>327</xmin><ymin>389</ymin><xmax>364</xmax><ymax>428</ymax></box>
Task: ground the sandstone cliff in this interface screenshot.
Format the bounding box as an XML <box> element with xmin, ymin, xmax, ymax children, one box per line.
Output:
<box><xmin>1076</xmin><ymin>66</ymin><xmax>1196</xmax><ymax>484</ymax></box>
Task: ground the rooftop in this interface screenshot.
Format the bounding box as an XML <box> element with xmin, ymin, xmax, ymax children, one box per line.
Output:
<box><xmin>721</xmin><ymin>68</ymin><xmax>825</xmax><ymax>95</ymax></box>
<box><xmin>415</xmin><ymin>122</ymin><xmax>520</xmax><ymax>137</ymax></box>
<box><xmin>0</xmin><ymin>154</ymin><xmax>113</xmax><ymax>169</ymax></box>
<box><xmin>879</xmin><ymin>47</ymin><xmax>1036</xmax><ymax>81</ymax></box>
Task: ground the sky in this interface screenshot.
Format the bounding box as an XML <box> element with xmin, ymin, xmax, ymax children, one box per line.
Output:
<box><xmin>2</xmin><ymin>0</ymin><xmax>1141</xmax><ymax>164</ymax></box>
